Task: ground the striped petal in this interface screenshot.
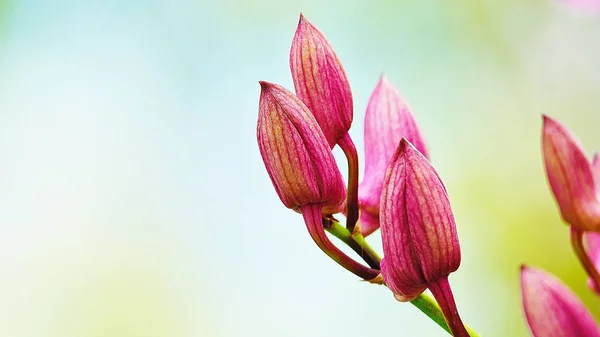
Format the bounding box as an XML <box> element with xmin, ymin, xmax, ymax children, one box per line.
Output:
<box><xmin>257</xmin><ymin>81</ymin><xmax>345</xmax><ymax>213</ymax></box>
<box><xmin>290</xmin><ymin>14</ymin><xmax>353</xmax><ymax>148</ymax></box>
<box><xmin>359</xmin><ymin>75</ymin><xmax>428</xmax><ymax>236</ymax></box>
<box><xmin>380</xmin><ymin>139</ymin><xmax>460</xmax><ymax>301</ymax></box>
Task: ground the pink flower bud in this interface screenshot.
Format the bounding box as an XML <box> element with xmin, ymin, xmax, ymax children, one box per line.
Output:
<box><xmin>520</xmin><ymin>265</ymin><xmax>600</xmax><ymax>337</ymax></box>
<box><xmin>542</xmin><ymin>115</ymin><xmax>600</xmax><ymax>231</ymax></box>
<box><xmin>257</xmin><ymin>81</ymin><xmax>345</xmax><ymax>213</ymax></box>
<box><xmin>358</xmin><ymin>75</ymin><xmax>428</xmax><ymax>236</ymax></box>
<box><xmin>289</xmin><ymin>14</ymin><xmax>353</xmax><ymax>148</ymax></box>
<box><xmin>380</xmin><ymin>139</ymin><xmax>460</xmax><ymax>301</ymax></box>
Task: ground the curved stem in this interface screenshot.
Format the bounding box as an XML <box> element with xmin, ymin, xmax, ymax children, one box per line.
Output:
<box><xmin>338</xmin><ymin>133</ymin><xmax>359</xmax><ymax>232</ymax></box>
<box><xmin>571</xmin><ymin>227</ymin><xmax>600</xmax><ymax>290</ymax></box>
<box><xmin>301</xmin><ymin>204</ymin><xmax>379</xmax><ymax>280</ymax></box>
<box><xmin>324</xmin><ymin>218</ymin><xmax>380</xmax><ymax>269</ymax></box>
<box><xmin>428</xmin><ymin>277</ymin><xmax>470</xmax><ymax>337</ymax></box>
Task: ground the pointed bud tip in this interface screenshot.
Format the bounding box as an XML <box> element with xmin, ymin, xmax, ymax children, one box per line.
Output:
<box><xmin>398</xmin><ymin>138</ymin><xmax>421</xmax><ymax>156</ymax></box>
<box><xmin>258</xmin><ymin>80</ymin><xmax>270</xmax><ymax>90</ymax></box>
<box><xmin>542</xmin><ymin>114</ymin><xmax>562</xmax><ymax>132</ymax></box>
<box><xmin>379</xmin><ymin>72</ymin><xmax>388</xmax><ymax>82</ymax></box>
<box><xmin>297</xmin><ymin>12</ymin><xmax>311</xmax><ymax>29</ymax></box>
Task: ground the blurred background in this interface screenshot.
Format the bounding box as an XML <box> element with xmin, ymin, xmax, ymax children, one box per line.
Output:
<box><xmin>0</xmin><ymin>0</ymin><xmax>599</xmax><ymax>336</ymax></box>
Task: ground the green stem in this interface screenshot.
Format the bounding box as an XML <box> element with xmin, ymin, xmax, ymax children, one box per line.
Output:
<box><xmin>324</xmin><ymin>218</ymin><xmax>380</xmax><ymax>269</ymax></box>
<box><xmin>411</xmin><ymin>293</ymin><xmax>480</xmax><ymax>337</ymax></box>
<box><xmin>302</xmin><ymin>205</ymin><xmax>379</xmax><ymax>280</ymax></box>
<box><xmin>324</xmin><ymin>218</ymin><xmax>481</xmax><ymax>337</ymax></box>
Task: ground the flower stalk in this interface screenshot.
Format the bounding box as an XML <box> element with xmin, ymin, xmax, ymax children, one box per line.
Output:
<box><xmin>301</xmin><ymin>204</ymin><xmax>379</xmax><ymax>280</ymax></box>
<box><xmin>338</xmin><ymin>133</ymin><xmax>360</xmax><ymax>232</ymax></box>
<box><xmin>428</xmin><ymin>277</ymin><xmax>470</xmax><ymax>337</ymax></box>
<box><xmin>571</xmin><ymin>226</ymin><xmax>600</xmax><ymax>292</ymax></box>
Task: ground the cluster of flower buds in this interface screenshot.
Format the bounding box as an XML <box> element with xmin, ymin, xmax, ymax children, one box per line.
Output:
<box><xmin>257</xmin><ymin>14</ymin><xmax>471</xmax><ymax>336</ymax></box>
<box><xmin>520</xmin><ymin>116</ymin><xmax>600</xmax><ymax>336</ymax></box>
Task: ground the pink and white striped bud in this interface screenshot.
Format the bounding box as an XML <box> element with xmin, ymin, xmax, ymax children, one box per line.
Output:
<box><xmin>542</xmin><ymin>115</ymin><xmax>600</xmax><ymax>231</ymax></box>
<box><xmin>257</xmin><ymin>81</ymin><xmax>345</xmax><ymax>213</ymax></box>
<box><xmin>289</xmin><ymin>14</ymin><xmax>353</xmax><ymax>148</ymax></box>
<box><xmin>359</xmin><ymin>75</ymin><xmax>428</xmax><ymax>236</ymax></box>
<box><xmin>520</xmin><ymin>265</ymin><xmax>600</xmax><ymax>337</ymax></box>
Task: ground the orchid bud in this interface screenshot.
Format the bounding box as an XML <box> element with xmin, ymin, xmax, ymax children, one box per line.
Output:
<box><xmin>380</xmin><ymin>139</ymin><xmax>467</xmax><ymax>335</ymax></box>
<box><xmin>520</xmin><ymin>265</ymin><xmax>600</xmax><ymax>337</ymax></box>
<box><xmin>380</xmin><ymin>139</ymin><xmax>460</xmax><ymax>301</ymax></box>
<box><xmin>359</xmin><ymin>75</ymin><xmax>428</xmax><ymax>236</ymax></box>
<box><xmin>257</xmin><ymin>81</ymin><xmax>345</xmax><ymax>213</ymax></box>
<box><xmin>289</xmin><ymin>14</ymin><xmax>353</xmax><ymax>148</ymax></box>
<box><xmin>542</xmin><ymin>115</ymin><xmax>600</xmax><ymax>231</ymax></box>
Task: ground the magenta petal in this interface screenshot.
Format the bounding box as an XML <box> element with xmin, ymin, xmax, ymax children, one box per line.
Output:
<box><xmin>358</xmin><ymin>75</ymin><xmax>428</xmax><ymax>236</ymax></box>
<box><xmin>521</xmin><ymin>265</ymin><xmax>600</xmax><ymax>337</ymax></box>
<box><xmin>257</xmin><ymin>81</ymin><xmax>345</xmax><ymax>212</ymax></box>
<box><xmin>381</xmin><ymin>258</ymin><xmax>427</xmax><ymax>302</ymax></box>
<box><xmin>358</xmin><ymin>210</ymin><xmax>380</xmax><ymax>237</ymax></box>
<box><xmin>289</xmin><ymin>14</ymin><xmax>353</xmax><ymax>148</ymax></box>
<box><xmin>542</xmin><ymin>115</ymin><xmax>600</xmax><ymax>231</ymax></box>
<box><xmin>380</xmin><ymin>139</ymin><xmax>460</xmax><ymax>301</ymax></box>
<box><xmin>586</xmin><ymin>232</ymin><xmax>600</xmax><ymax>294</ymax></box>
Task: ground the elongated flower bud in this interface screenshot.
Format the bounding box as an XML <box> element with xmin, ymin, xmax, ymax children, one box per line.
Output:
<box><xmin>380</xmin><ymin>138</ymin><xmax>461</xmax><ymax>299</ymax></box>
<box><xmin>520</xmin><ymin>265</ymin><xmax>600</xmax><ymax>337</ymax></box>
<box><xmin>380</xmin><ymin>139</ymin><xmax>466</xmax><ymax>335</ymax></box>
<box><xmin>542</xmin><ymin>115</ymin><xmax>600</xmax><ymax>231</ymax></box>
<box><xmin>359</xmin><ymin>75</ymin><xmax>428</xmax><ymax>236</ymax></box>
<box><xmin>289</xmin><ymin>14</ymin><xmax>353</xmax><ymax>148</ymax></box>
<box><xmin>257</xmin><ymin>81</ymin><xmax>345</xmax><ymax>213</ymax></box>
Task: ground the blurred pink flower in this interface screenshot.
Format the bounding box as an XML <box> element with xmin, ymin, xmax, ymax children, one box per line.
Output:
<box><xmin>521</xmin><ymin>265</ymin><xmax>600</xmax><ymax>337</ymax></box>
<box><xmin>558</xmin><ymin>0</ymin><xmax>600</xmax><ymax>11</ymax></box>
<box><xmin>542</xmin><ymin>115</ymin><xmax>600</xmax><ymax>231</ymax></box>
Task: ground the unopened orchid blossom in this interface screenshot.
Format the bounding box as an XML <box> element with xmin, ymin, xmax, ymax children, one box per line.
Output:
<box><xmin>359</xmin><ymin>75</ymin><xmax>428</xmax><ymax>236</ymax></box>
<box><xmin>521</xmin><ymin>266</ymin><xmax>600</xmax><ymax>337</ymax></box>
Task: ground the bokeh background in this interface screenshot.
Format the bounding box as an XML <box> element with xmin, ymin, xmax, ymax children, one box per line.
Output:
<box><xmin>0</xmin><ymin>0</ymin><xmax>599</xmax><ymax>336</ymax></box>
